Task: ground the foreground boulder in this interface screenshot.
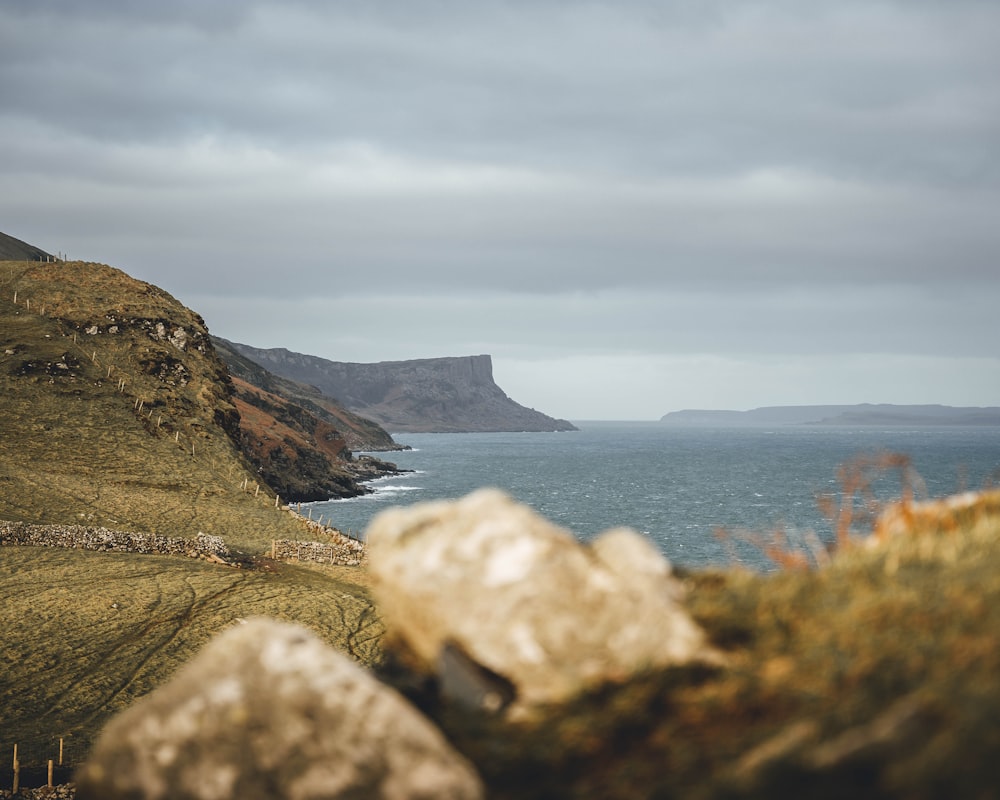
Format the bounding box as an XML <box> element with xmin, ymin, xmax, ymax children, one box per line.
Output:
<box><xmin>367</xmin><ymin>489</ymin><xmax>722</xmax><ymax>715</ymax></box>
<box><xmin>76</xmin><ymin>618</ymin><xmax>483</xmax><ymax>800</ymax></box>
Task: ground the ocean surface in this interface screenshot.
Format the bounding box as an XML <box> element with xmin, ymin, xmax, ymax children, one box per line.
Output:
<box><xmin>310</xmin><ymin>422</ymin><xmax>1000</xmax><ymax>572</ymax></box>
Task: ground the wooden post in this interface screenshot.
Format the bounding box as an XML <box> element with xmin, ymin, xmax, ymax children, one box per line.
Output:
<box><xmin>26</xmin><ymin>298</ymin><xmax>30</xmax><ymax>311</ymax></box>
<box><xmin>48</xmin><ymin>758</ymin><xmax>54</xmax><ymax>787</ymax></box>
<box><xmin>271</xmin><ymin>540</ymin><xmax>276</xmax><ymax>559</ymax></box>
<box><xmin>12</xmin><ymin>743</ymin><xmax>19</xmax><ymax>795</ymax></box>
<box><xmin>254</xmin><ymin>484</ymin><xmax>260</xmax><ymax>498</ymax></box>
<box><xmin>175</xmin><ymin>431</ymin><xmax>180</xmax><ymax>443</ymax></box>
<box><xmin>59</xmin><ymin>737</ymin><xmax>64</xmax><ymax>765</ymax></box>
<box><xmin>274</xmin><ymin>495</ymin><xmax>280</xmax><ymax>508</ymax></box>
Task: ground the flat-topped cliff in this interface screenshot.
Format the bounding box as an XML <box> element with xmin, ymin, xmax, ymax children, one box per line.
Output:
<box><xmin>226</xmin><ymin>343</ymin><xmax>578</xmax><ymax>433</ymax></box>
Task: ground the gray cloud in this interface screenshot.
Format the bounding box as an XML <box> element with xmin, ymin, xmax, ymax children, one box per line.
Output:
<box><xmin>1</xmin><ymin>0</ymin><xmax>998</xmax><ymax>416</ymax></box>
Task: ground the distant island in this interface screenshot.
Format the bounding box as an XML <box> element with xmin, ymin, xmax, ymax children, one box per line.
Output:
<box><xmin>660</xmin><ymin>404</ymin><xmax>1000</xmax><ymax>427</ymax></box>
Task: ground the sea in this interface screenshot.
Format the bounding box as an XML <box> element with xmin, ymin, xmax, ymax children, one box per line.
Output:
<box><xmin>308</xmin><ymin>422</ymin><xmax>1000</xmax><ymax>572</ymax></box>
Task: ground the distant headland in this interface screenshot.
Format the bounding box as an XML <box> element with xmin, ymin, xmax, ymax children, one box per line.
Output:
<box><xmin>660</xmin><ymin>404</ymin><xmax>1000</xmax><ymax>426</ymax></box>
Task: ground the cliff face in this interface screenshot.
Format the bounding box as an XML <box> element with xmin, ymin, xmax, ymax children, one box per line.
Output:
<box><xmin>227</xmin><ymin>343</ymin><xmax>578</xmax><ymax>433</ymax></box>
<box><xmin>213</xmin><ymin>336</ymin><xmax>405</xmax><ymax>501</ymax></box>
<box><xmin>212</xmin><ymin>336</ymin><xmax>401</xmax><ymax>452</ymax></box>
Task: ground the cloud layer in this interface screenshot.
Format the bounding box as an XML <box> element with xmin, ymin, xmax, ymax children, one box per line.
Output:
<box><xmin>2</xmin><ymin>1</ymin><xmax>998</xmax><ymax>417</ymax></box>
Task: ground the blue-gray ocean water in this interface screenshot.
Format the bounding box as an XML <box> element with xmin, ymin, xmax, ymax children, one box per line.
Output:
<box><xmin>310</xmin><ymin>422</ymin><xmax>1000</xmax><ymax>572</ymax></box>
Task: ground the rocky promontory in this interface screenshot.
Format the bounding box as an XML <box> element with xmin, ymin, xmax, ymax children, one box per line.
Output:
<box><xmin>225</xmin><ymin>344</ymin><xmax>577</xmax><ymax>433</ymax></box>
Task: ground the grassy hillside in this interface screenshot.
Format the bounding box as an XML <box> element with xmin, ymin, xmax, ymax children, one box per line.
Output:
<box><xmin>1</xmin><ymin>258</ymin><xmax>385</xmax><ymax>777</ymax></box>
<box><xmin>0</xmin><ymin>260</ymin><xmax>333</xmax><ymax>552</ymax></box>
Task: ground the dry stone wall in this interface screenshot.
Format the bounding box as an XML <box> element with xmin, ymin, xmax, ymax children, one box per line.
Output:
<box><xmin>270</xmin><ymin>535</ymin><xmax>366</xmax><ymax>567</ymax></box>
<box><xmin>0</xmin><ymin>520</ymin><xmax>236</xmax><ymax>565</ymax></box>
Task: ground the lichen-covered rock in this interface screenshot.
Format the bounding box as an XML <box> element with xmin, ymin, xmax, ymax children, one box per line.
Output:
<box><xmin>75</xmin><ymin>618</ymin><xmax>483</xmax><ymax>800</ymax></box>
<box><xmin>367</xmin><ymin>489</ymin><xmax>722</xmax><ymax>714</ymax></box>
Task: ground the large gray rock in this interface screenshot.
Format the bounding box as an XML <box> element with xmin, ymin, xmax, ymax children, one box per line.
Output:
<box><xmin>367</xmin><ymin>489</ymin><xmax>722</xmax><ymax>715</ymax></box>
<box><xmin>76</xmin><ymin>618</ymin><xmax>483</xmax><ymax>800</ymax></box>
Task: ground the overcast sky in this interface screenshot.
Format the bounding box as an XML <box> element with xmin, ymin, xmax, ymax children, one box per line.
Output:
<box><xmin>2</xmin><ymin>1</ymin><xmax>998</xmax><ymax>419</ymax></box>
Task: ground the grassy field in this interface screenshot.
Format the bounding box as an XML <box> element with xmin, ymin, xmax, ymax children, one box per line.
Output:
<box><xmin>0</xmin><ymin>547</ymin><xmax>383</xmax><ymax>770</ymax></box>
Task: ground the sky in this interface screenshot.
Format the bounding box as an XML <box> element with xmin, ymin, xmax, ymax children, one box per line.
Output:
<box><xmin>2</xmin><ymin>1</ymin><xmax>998</xmax><ymax>420</ymax></box>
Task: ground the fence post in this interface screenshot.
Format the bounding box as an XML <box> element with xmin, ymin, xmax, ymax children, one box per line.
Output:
<box><xmin>59</xmin><ymin>737</ymin><xmax>64</xmax><ymax>765</ymax></box>
<box><xmin>271</xmin><ymin>540</ymin><xmax>276</xmax><ymax>559</ymax></box>
<box><xmin>12</xmin><ymin>743</ymin><xmax>19</xmax><ymax>795</ymax></box>
<box><xmin>48</xmin><ymin>759</ymin><xmax>54</xmax><ymax>787</ymax></box>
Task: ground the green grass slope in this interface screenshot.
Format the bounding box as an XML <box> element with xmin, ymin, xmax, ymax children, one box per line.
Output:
<box><xmin>0</xmin><ymin>260</ymin><xmax>321</xmax><ymax>553</ymax></box>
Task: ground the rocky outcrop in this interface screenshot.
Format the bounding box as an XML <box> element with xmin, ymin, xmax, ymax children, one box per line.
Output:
<box><xmin>76</xmin><ymin>618</ymin><xmax>484</xmax><ymax>800</ymax></box>
<box><xmin>226</xmin><ymin>343</ymin><xmax>577</xmax><ymax>433</ymax></box>
<box><xmin>367</xmin><ymin>489</ymin><xmax>721</xmax><ymax>715</ymax></box>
